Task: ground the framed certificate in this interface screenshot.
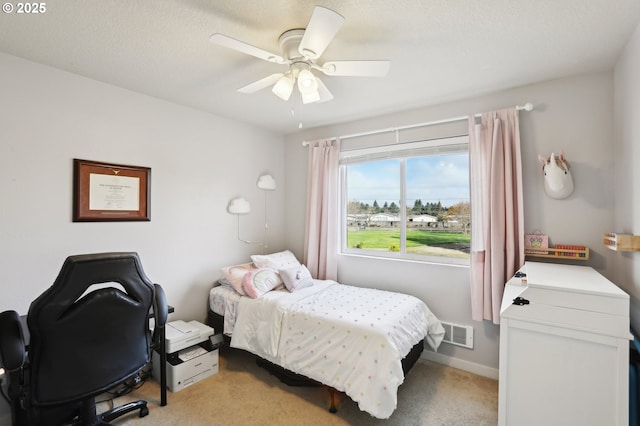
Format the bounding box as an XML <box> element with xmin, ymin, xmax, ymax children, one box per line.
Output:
<box><xmin>73</xmin><ymin>159</ymin><xmax>151</xmax><ymax>222</ymax></box>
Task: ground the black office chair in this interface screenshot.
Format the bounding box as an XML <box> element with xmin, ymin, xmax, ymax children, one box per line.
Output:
<box><xmin>0</xmin><ymin>252</ymin><xmax>168</xmax><ymax>425</ymax></box>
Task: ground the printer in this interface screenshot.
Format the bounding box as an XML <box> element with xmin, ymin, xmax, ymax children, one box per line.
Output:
<box><xmin>152</xmin><ymin>320</ymin><xmax>219</xmax><ymax>392</ymax></box>
<box><xmin>163</xmin><ymin>320</ymin><xmax>215</xmax><ymax>353</ymax></box>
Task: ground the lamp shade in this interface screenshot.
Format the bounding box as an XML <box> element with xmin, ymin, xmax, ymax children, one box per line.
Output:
<box><xmin>272</xmin><ymin>73</ymin><xmax>294</xmax><ymax>101</ymax></box>
<box><xmin>297</xmin><ymin>69</ymin><xmax>317</xmax><ymax>91</ymax></box>
<box><xmin>257</xmin><ymin>174</ymin><xmax>276</xmax><ymax>190</ymax></box>
<box><xmin>227</xmin><ymin>197</ymin><xmax>251</xmax><ymax>214</ymax></box>
<box><xmin>300</xmin><ymin>89</ymin><xmax>320</xmax><ymax>104</ymax></box>
<box><xmin>297</xmin><ymin>69</ymin><xmax>320</xmax><ymax>104</ymax></box>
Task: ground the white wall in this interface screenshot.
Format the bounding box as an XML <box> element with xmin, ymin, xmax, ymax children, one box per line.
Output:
<box><xmin>0</xmin><ymin>52</ymin><xmax>286</xmax><ymax>321</ymax></box>
<box><xmin>0</xmin><ymin>43</ymin><xmax>626</xmax><ymax>389</ymax></box>
<box><xmin>614</xmin><ymin>21</ymin><xmax>640</xmax><ymax>331</ymax></box>
<box><xmin>284</xmin><ymin>71</ymin><xmax>616</xmax><ymax>373</ymax></box>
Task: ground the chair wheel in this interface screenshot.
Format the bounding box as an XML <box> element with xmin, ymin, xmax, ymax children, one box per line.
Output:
<box><xmin>139</xmin><ymin>406</ymin><xmax>149</xmax><ymax>417</ymax></box>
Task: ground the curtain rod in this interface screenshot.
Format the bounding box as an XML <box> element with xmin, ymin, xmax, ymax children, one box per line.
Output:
<box><xmin>301</xmin><ymin>102</ymin><xmax>533</xmax><ymax>147</ymax></box>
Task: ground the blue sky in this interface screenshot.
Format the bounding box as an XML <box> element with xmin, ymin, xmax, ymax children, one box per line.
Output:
<box><xmin>346</xmin><ymin>153</ymin><xmax>469</xmax><ymax>208</ymax></box>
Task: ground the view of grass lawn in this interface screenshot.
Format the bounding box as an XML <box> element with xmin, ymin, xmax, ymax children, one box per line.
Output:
<box><xmin>348</xmin><ymin>229</ymin><xmax>470</xmax><ymax>257</ymax></box>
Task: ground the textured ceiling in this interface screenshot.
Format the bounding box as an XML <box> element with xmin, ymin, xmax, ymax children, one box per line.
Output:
<box><xmin>1</xmin><ymin>0</ymin><xmax>639</xmax><ymax>134</ymax></box>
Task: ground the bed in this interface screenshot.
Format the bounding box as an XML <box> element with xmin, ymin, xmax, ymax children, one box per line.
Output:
<box><xmin>206</xmin><ymin>252</ymin><xmax>445</xmax><ymax>419</ymax></box>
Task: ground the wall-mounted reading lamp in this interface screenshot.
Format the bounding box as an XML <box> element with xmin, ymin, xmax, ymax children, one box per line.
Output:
<box><xmin>227</xmin><ymin>174</ymin><xmax>276</xmax><ymax>249</ymax></box>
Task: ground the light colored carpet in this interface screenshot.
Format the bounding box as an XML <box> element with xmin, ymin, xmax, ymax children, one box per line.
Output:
<box><xmin>101</xmin><ymin>347</ymin><xmax>498</xmax><ymax>425</ymax></box>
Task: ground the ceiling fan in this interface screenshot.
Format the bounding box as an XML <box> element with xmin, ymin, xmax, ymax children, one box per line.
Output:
<box><xmin>209</xmin><ymin>6</ymin><xmax>390</xmax><ymax>104</ymax></box>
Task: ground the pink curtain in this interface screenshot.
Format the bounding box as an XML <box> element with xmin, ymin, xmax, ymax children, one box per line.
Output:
<box><xmin>304</xmin><ymin>138</ymin><xmax>341</xmax><ymax>280</ymax></box>
<box><xmin>469</xmin><ymin>109</ymin><xmax>524</xmax><ymax>324</ymax></box>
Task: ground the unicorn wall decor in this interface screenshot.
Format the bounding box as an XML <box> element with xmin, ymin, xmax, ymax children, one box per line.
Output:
<box><xmin>537</xmin><ymin>151</ymin><xmax>574</xmax><ymax>199</ymax></box>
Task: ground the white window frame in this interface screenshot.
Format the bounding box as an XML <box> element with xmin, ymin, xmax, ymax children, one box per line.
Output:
<box><xmin>339</xmin><ymin>135</ymin><xmax>470</xmax><ymax>266</ymax></box>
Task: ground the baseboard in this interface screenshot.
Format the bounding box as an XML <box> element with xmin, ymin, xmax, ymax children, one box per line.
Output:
<box><xmin>420</xmin><ymin>351</ymin><xmax>499</xmax><ymax>380</ymax></box>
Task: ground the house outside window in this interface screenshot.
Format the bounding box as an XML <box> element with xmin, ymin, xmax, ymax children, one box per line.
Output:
<box><xmin>340</xmin><ymin>135</ymin><xmax>470</xmax><ymax>265</ymax></box>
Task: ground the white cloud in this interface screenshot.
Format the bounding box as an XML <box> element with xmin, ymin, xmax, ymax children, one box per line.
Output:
<box><xmin>346</xmin><ymin>153</ymin><xmax>469</xmax><ymax>207</ymax></box>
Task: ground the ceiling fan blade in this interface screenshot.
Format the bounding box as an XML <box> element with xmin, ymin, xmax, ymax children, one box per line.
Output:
<box><xmin>298</xmin><ymin>6</ymin><xmax>345</xmax><ymax>60</ymax></box>
<box><xmin>315</xmin><ymin>77</ymin><xmax>334</xmax><ymax>103</ymax></box>
<box><xmin>237</xmin><ymin>73</ymin><xmax>283</xmax><ymax>94</ymax></box>
<box><xmin>320</xmin><ymin>60</ymin><xmax>390</xmax><ymax>77</ymax></box>
<box><xmin>210</xmin><ymin>33</ymin><xmax>284</xmax><ymax>64</ymax></box>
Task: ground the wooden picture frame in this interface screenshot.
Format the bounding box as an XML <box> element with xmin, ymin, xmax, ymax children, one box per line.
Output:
<box><xmin>73</xmin><ymin>159</ymin><xmax>151</xmax><ymax>222</ymax></box>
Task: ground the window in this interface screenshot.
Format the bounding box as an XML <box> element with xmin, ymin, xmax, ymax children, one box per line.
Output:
<box><xmin>340</xmin><ymin>135</ymin><xmax>470</xmax><ymax>265</ymax></box>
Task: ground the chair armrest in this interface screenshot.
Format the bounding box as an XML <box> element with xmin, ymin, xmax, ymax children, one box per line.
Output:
<box><xmin>152</xmin><ymin>284</ymin><xmax>168</xmax><ymax>328</ymax></box>
<box><xmin>152</xmin><ymin>284</ymin><xmax>168</xmax><ymax>407</ymax></box>
<box><xmin>0</xmin><ymin>310</ymin><xmax>26</xmax><ymax>372</ymax></box>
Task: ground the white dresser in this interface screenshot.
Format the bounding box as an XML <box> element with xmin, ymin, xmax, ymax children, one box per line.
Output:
<box><xmin>499</xmin><ymin>261</ymin><xmax>632</xmax><ymax>426</ymax></box>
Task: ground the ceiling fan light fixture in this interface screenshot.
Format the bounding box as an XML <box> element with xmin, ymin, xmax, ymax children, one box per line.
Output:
<box><xmin>211</xmin><ymin>6</ymin><xmax>388</xmax><ymax>107</ymax></box>
<box><xmin>300</xmin><ymin>89</ymin><xmax>320</xmax><ymax>104</ymax></box>
<box><xmin>298</xmin><ymin>69</ymin><xmax>320</xmax><ymax>104</ymax></box>
<box><xmin>297</xmin><ymin>68</ymin><xmax>320</xmax><ymax>103</ymax></box>
<box><xmin>272</xmin><ymin>72</ymin><xmax>294</xmax><ymax>100</ymax></box>
<box><xmin>297</xmin><ymin>69</ymin><xmax>318</xmax><ymax>92</ymax></box>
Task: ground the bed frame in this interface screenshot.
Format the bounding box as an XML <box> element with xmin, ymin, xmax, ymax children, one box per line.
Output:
<box><xmin>206</xmin><ymin>308</ymin><xmax>425</xmax><ymax>413</ymax></box>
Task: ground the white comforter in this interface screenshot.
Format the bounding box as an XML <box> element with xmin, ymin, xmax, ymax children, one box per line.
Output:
<box><xmin>230</xmin><ymin>280</ymin><xmax>444</xmax><ymax>419</ymax></box>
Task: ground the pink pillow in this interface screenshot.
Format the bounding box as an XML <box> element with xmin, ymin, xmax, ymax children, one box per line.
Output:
<box><xmin>242</xmin><ymin>268</ymin><xmax>282</xmax><ymax>299</ymax></box>
<box><xmin>220</xmin><ymin>263</ymin><xmax>255</xmax><ymax>295</ymax></box>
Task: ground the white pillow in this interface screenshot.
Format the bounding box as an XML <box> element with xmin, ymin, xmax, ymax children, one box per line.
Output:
<box><xmin>251</xmin><ymin>250</ymin><xmax>300</xmax><ymax>270</ymax></box>
<box><xmin>242</xmin><ymin>268</ymin><xmax>282</xmax><ymax>299</ymax></box>
<box><xmin>279</xmin><ymin>264</ymin><xmax>314</xmax><ymax>292</ymax></box>
<box><xmin>220</xmin><ymin>262</ymin><xmax>255</xmax><ymax>295</ymax></box>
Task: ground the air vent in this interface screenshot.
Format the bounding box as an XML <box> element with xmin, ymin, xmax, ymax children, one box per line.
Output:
<box><xmin>441</xmin><ymin>321</ymin><xmax>474</xmax><ymax>349</ymax></box>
